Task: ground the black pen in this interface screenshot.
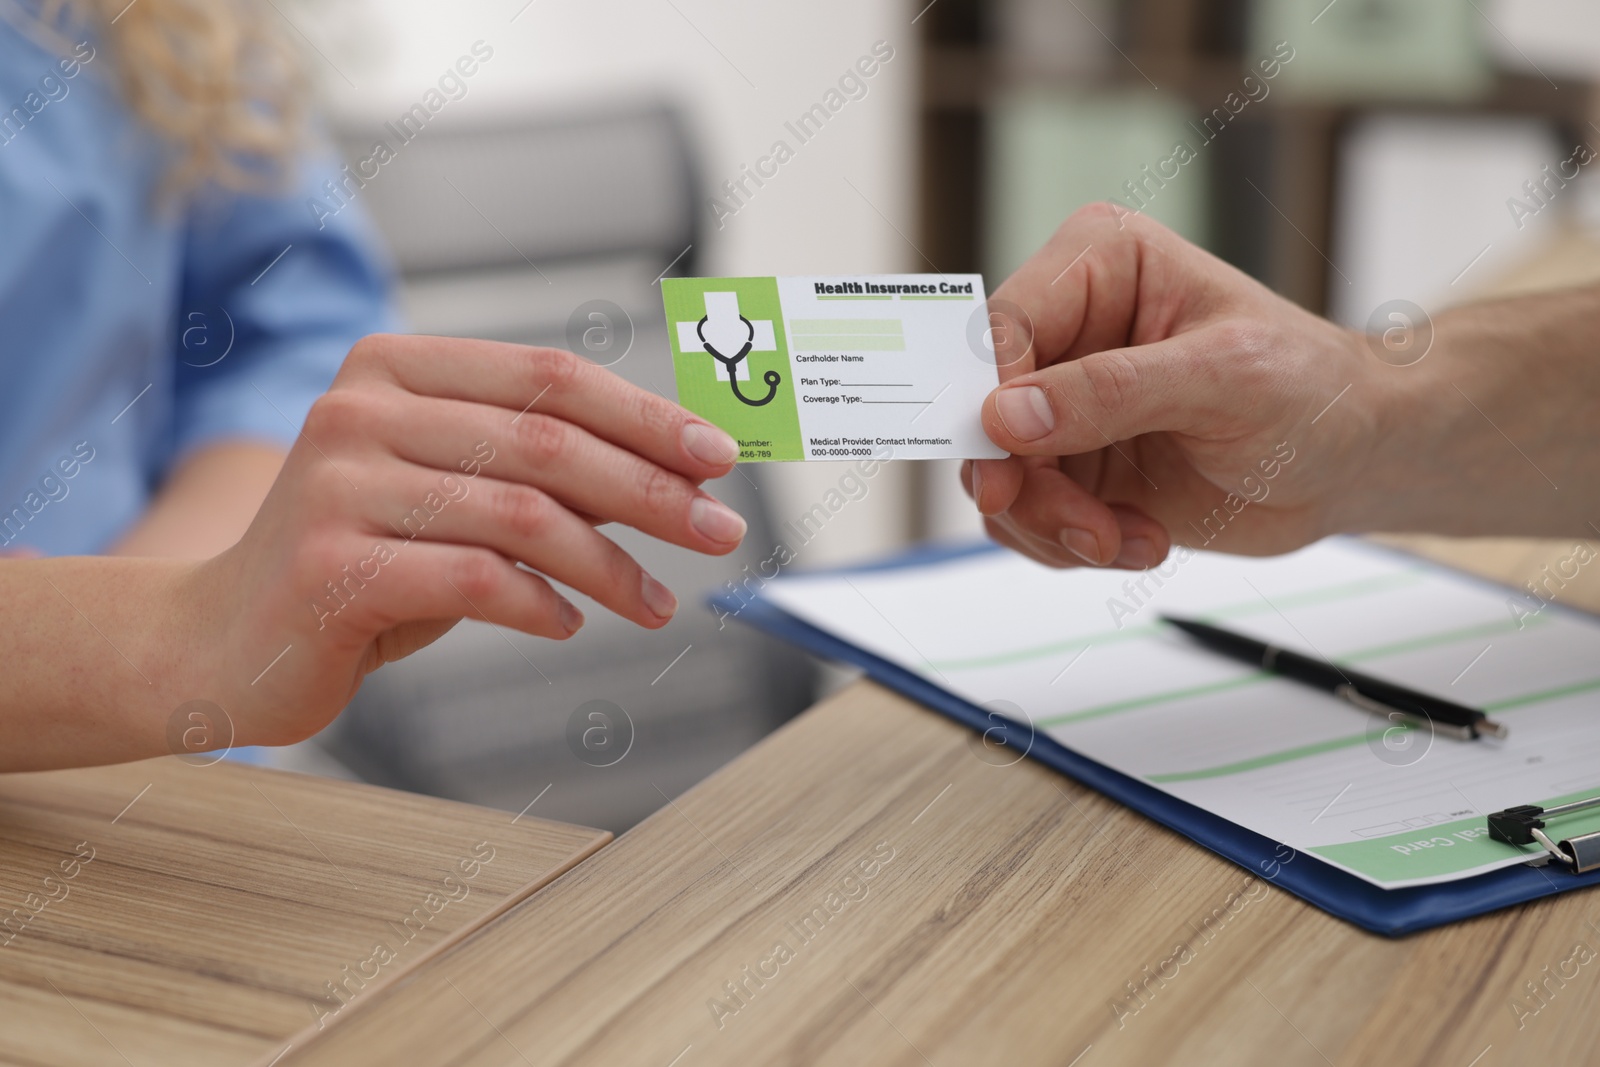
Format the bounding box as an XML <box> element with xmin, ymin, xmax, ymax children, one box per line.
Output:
<box><xmin>1161</xmin><ymin>615</ymin><xmax>1508</xmax><ymax>741</ymax></box>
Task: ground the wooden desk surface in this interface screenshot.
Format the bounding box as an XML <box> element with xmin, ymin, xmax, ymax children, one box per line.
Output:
<box><xmin>0</xmin><ymin>758</ymin><xmax>608</xmax><ymax>1067</ymax></box>
<box><xmin>273</xmin><ymin>536</ymin><xmax>1600</xmax><ymax>1067</ymax></box>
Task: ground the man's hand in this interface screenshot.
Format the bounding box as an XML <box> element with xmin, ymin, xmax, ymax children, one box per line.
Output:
<box><xmin>964</xmin><ymin>204</ymin><xmax>1390</xmax><ymax>571</ymax></box>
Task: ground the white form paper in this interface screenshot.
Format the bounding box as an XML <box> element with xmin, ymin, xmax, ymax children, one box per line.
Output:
<box><xmin>759</xmin><ymin>539</ymin><xmax>1600</xmax><ymax>888</ymax></box>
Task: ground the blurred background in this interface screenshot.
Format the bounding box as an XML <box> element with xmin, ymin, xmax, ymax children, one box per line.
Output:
<box><xmin>268</xmin><ymin>0</ymin><xmax>1600</xmax><ymax>832</ymax></box>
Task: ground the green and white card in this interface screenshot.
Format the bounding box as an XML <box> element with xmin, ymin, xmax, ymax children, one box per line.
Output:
<box><xmin>661</xmin><ymin>274</ymin><xmax>1006</xmax><ymax>462</ymax></box>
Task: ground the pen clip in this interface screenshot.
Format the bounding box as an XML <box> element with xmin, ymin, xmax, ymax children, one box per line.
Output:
<box><xmin>1333</xmin><ymin>684</ymin><xmax>1477</xmax><ymax>741</ymax></box>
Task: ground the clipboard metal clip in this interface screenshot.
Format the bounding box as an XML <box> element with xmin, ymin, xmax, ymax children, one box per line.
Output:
<box><xmin>1488</xmin><ymin>796</ymin><xmax>1600</xmax><ymax>874</ymax></box>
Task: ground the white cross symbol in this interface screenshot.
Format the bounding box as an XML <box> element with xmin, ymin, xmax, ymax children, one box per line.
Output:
<box><xmin>675</xmin><ymin>291</ymin><xmax>776</xmax><ymax>381</ymax></box>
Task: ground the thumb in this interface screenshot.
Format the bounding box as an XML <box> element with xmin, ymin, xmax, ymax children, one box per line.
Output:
<box><xmin>982</xmin><ymin>323</ymin><xmax>1256</xmax><ymax>455</ymax></box>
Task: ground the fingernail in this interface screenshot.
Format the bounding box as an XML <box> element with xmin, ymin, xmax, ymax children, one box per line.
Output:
<box><xmin>1061</xmin><ymin>528</ymin><xmax>1103</xmax><ymax>565</ymax></box>
<box><xmin>971</xmin><ymin>464</ymin><xmax>986</xmax><ymax>512</ymax></box>
<box><xmin>558</xmin><ymin>599</ymin><xmax>585</xmax><ymax>634</ymax></box>
<box><xmin>995</xmin><ymin>385</ymin><xmax>1055</xmax><ymax>442</ymax></box>
<box><xmin>690</xmin><ymin>495</ymin><xmax>747</xmax><ymax>544</ymax></box>
<box><xmin>641</xmin><ymin>574</ymin><xmax>677</xmax><ymax>619</ymax></box>
<box><xmin>1116</xmin><ymin>537</ymin><xmax>1157</xmax><ymax>569</ymax></box>
<box><xmin>683</xmin><ymin>421</ymin><xmax>739</xmax><ymax>466</ymax></box>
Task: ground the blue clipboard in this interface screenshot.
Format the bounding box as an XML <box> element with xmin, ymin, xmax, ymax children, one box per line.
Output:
<box><xmin>714</xmin><ymin>541</ymin><xmax>1600</xmax><ymax>937</ymax></box>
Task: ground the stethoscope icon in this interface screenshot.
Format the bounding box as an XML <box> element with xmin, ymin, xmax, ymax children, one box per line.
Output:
<box><xmin>697</xmin><ymin>313</ymin><xmax>780</xmax><ymax>407</ymax></box>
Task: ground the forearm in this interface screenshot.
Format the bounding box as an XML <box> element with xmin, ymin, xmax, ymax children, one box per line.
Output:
<box><xmin>111</xmin><ymin>441</ymin><xmax>286</xmax><ymax>559</ymax></box>
<box><xmin>0</xmin><ymin>557</ymin><xmax>212</xmax><ymax>771</ymax></box>
<box><xmin>8</xmin><ymin>445</ymin><xmax>290</xmax><ymax>769</ymax></box>
<box><xmin>1359</xmin><ymin>284</ymin><xmax>1600</xmax><ymax>537</ymax></box>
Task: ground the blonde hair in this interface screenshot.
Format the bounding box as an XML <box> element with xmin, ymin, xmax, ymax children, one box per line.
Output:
<box><xmin>32</xmin><ymin>0</ymin><xmax>306</xmax><ymax>193</ymax></box>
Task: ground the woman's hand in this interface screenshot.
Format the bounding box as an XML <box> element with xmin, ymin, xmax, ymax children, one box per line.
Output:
<box><xmin>192</xmin><ymin>334</ymin><xmax>747</xmax><ymax>747</ymax></box>
<box><xmin>965</xmin><ymin>204</ymin><xmax>1394</xmax><ymax>571</ymax></box>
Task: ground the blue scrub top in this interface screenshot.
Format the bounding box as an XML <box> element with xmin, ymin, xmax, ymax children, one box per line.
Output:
<box><xmin>0</xmin><ymin>17</ymin><xmax>400</xmax><ymax>555</ymax></box>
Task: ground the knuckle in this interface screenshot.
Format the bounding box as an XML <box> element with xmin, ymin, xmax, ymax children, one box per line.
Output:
<box><xmin>342</xmin><ymin>333</ymin><xmax>399</xmax><ymax>378</ymax></box>
<box><xmin>1076</xmin><ymin>349</ymin><xmax>1141</xmax><ymax>420</ymax></box>
<box><xmin>1066</xmin><ymin>201</ymin><xmax>1139</xmax><ymax>236</ymax></box>
<box><xmin>1061</xmin><ymin>201</ymin><xmax>1175</xmax><ymax>247</ymax></box>
<box><xmin>451</xmin><ymin>550</ymin><xmax>503</xmax><ymax>604</ymax></box>
<box><xmin>637</xmin><ymin>464</ymin><xmax>685</xmax><ymax>515</ymax></box>
<box><xmin>302</xmin><ymin>388</ymin><xmax>367</xmax><ymax>444</ymax></box>
<box><xmin>1210</xmin><ymin>320</ymin><xmax>1281</xmax><ymax>391</ymax></box>
<box><xmin>531</xmin><ymin>346</ymin><xmax>581</xmax><ymax>394</ymax></box>
<box><xmin>343</xmin><ymin>334</ymin><xmax>380</xmax><ymax>368</ymax></box>
<box><xmin>632</xmin><ymin>387</ymin><xmax>677</xmax><ymax>442</ymax></box>
<box><xmin>493</xmin><ymin>484</ymin><xmax>556</xmax><ymax>541</ymax></box>
<box><xmin>1211</xmin><ymin>319</ymin><xmax>1268</xmax><ymax>360</ymax></box>
<box><xmin>514</xmin><ymin>414</ymin><xmax>570</xmax><ymax>467</ymax></box>
<box><xmin>1069</xmin><ymin>201</ymin><xmax>1122</xmax><ymax>229</ymax></box>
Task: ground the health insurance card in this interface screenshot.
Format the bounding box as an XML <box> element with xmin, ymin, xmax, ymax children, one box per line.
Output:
<box><xmin>661</xmin><ymin>275</ymin><xmax>1007</xmax><ymax>462</ymax></box>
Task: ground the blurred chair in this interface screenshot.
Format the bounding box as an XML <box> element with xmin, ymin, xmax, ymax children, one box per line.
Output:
<box><xmin>305</xmin><ymin>103</ymin><xmax>816</xmax><ymax>832</ymax></box>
